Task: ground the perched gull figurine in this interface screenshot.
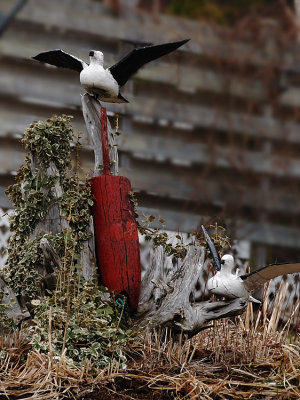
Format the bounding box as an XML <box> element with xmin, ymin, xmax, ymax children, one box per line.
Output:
<box><xmin>32</xmin><ymin>39</ymin><xmax>189</xmax><ymax>103</ymax></box>
<box><xmin>201</xmin><ymin>225</ymin><xmax>300</xmax><ymax>303</ymax></box>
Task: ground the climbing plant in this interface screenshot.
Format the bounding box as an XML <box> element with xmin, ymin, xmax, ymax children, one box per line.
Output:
<box><xmin>2</xmin><ymin>115</ymin><xmax>135</xmax><ymax>368</ymax></box>
<box><xmin>4</xmin><ymin>115</ymin><xmax>91</xmax><ymax>299</ymax></box>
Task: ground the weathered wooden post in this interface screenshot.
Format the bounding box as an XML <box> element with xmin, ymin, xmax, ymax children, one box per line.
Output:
<box><xmin>87</xmin><ymin>104</ymin><xmax>141</xmax><ymax>312</ymax></box>
<box><xmin>82</xmin><ymin>93</ymin><xmax>248</xmax><ymax>335</ymax></box>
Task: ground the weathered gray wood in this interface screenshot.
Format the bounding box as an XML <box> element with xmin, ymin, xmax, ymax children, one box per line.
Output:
<box><xmin>39</xmin><ymin>237</ymin><xmax>60</xmax><ymax>293</ymax></box>
<box><xmin>119</xmin><ymin>130</ymin><xmax>300</xmax><ymax>178</ymax></box>
<box><xmin>0</xmin><ymin>277</ymin><xmax>30</xmax><ymax>325</ymax></box>
<box><xmin>137</xmin><ymin>207</ymin><xmax>300</xmax><ymax>249</ymax></box>
<box><xmin>5</xmin><ymin>101</ymin><xmax>300</xmax><ymax>178</ymax></box>
<box><xmin>2</xmin><ymin>28</ymin><xmax>299</xmax><ymax>109</ymax></box>
<box><xmin>81</xmin><ymin>93</ymin><xmax>118</xmax><ymax>176</ymax></box>
<box><xmin>127</xmin><ymin>165</ymin><xmax>300</xmax><ymax>215</ymax></box>
<box><xmin>29</xmin><ymin>161</ymin><xmax>69</xmax><ymax>240</ymax></box>
<box><xmin>80</xmin><ymin>216</ymin><xmax>97</xmax><ymax>283</ymax></box>
<box><xmin>137</xmin><ymin>245</ymin><xmax>248</xmax><ymax>336</ymax></box>
<box><xmin>3</xmin><ymin>63</ymin><xmax>300</xmax><ymax>144</ymax></box>
<box><xmin>5</xmin><ymin>0</ymin><xmax>300</xmax><ymax>75</ymax></box>
<box><xmin>3</xmin><ymin>143</ymin><xmax>300</xmax><ymax>217</ymax></box>
<box><xmin>0</xmin><ymin>187</ymin><xmax>12</xmax><ymax>209</ymax></box>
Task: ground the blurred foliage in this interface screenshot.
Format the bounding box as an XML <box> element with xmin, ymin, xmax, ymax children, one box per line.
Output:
<box><xmin>168</xmin><ymin>0</ymin><xmax>280</xmax><ymax>24</ymax></box>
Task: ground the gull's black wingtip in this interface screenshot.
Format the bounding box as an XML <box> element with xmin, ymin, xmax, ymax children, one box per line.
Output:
<box><xmin>172</xmin><ymin>38</ymin><xmax>190</xmax><ymax>47</ymax></box>
<box><xmin>32</xmin><ymin>51</ymin><xmax>51</xmax><ymax>62</ymax></box>
<box><xmin>201</xmin><ymin>224</ymin><xmax>222</xmax><ymax>272</ymax></box>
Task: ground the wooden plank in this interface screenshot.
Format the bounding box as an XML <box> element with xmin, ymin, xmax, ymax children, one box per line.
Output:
<box><xmin>4</xmin><ymin>98</ymin><xmax>300</xmax><ymax>180</ymax></box>
<box><xmin>2</xmin><ymin>62</ymin><xmax>300</xmax><ymax>145</ymax></box>
<box><xmin>4</xmin><ymin>0</ymin><xmax>300</xmax><ymax>74</ymax></box>
<box><xmin>0</xmin><ymin>147</ymin><xmax>26</xmax><ymax>174</ymax></box>
<box><xmin>1</xmin><ymin>184</ymin><xmax>300</xmax><ymax>249</ymax></box>
<box><xmin>0</xmin><ymin>98</ymin><xmax>88</xmax><ymax>142</ymax></box>
<box><xmin>137</xmin><ymin>206</ymin><xmax>300</xmax><ymax>248</ymax></box>
<box><xmin>2</xmin><ymin>118</ymin><xmax>300</xmax><ymax>213</ymax></box>
<box><xmin>119</xmin><ymin>130</ymin><xmax>300</xmax><ymax>178</ymax></box>
<box><xmin>2</xmin><ymin>26</ymin><xmax>300</xmax><ymax>110</ymax></box>
<box><xmin>0</xmin><ymin>186</ymin><xmax>12</xmax><ymax>209</ymax></box>
<box><xmin>0</xmin><ymin>25</ymin><xmax>268</xmax><ymax>103</ymax></box>
<box><xmin>117</xmin><ymin>162</ymin><xmax>300</xmax><ymax>215</ymax></box>
<box><xmin>4</xmin><ymin>0</ymin><xmax>198</xmax><ymax>51</ymax></box>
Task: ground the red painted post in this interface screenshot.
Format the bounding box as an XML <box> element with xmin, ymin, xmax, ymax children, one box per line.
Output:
<box><xmin>90</xmin><ymin>107</ymin><xmax>141</xmax><ymax>311</ymax></box>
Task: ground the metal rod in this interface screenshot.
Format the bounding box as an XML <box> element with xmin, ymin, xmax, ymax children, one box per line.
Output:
<box><xmin>0</xmin><ymin>0</ymin><xmax>28</xmax><ymax>36</ymax></box>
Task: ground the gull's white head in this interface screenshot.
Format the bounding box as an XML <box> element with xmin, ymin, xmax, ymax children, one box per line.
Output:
<box><xmin>89</xmin><ymin>50</ymin><xmax>104</xmax><ymax>65</ymax></box>
<box><xmin>220</xmin><ymin>254</ymin><xmax>235</xmax><ymax>273</ymax></box>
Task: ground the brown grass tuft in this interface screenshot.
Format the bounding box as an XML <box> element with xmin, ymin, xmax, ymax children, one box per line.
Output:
<box><xmin>0</xmin><ymin>295</ymin><xmax>299</xmax><ymax>399</ymax></box>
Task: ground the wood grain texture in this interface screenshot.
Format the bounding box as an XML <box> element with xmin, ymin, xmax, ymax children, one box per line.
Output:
<box><xmin>136</xmin><ymin>245</ymin><xmax>248</xmax><ymax>336</ymax></box>
<box><xmin>87</xmin><ymin>103</ymin><xmax>141</xmax><ymax>312</ymax></box>
<box><xmin>91</xmin><ymin>175</ymin><xmax>141</xmax><ymax>311</ymax></box>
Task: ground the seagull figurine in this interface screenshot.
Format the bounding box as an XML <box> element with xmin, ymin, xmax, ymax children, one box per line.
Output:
<box><xmin>32</xmin><ymin>39</ymin><xmax>190</xmax><ymax>103</ymax></box>
<box><xmin>201</xmin><ymin>225</ymin><xmax>300</xmax><ymax>303</ymax></box>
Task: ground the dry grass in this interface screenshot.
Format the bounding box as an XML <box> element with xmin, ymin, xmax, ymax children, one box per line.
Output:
<box><xmin>0</xmin><ymin>294</ymin><xmax>299</xmax><ymax>399</ymax></box>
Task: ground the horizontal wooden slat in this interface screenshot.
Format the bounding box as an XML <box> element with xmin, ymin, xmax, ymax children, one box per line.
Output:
<box><xmin>1</xmin><ymin>0</ymin><xmax>300</xmax><ymax>251</ymax></box>
<box><xmin>119</xmin><ymin>131</ymin><xmax>300</xmax><ymax>178</ymax></box>
<box><xmin>4</xmin><ymin>0</ymin><xmax>300</xmax><ymax>74</ymax></box>
<box><xmin>0</xmin><ymin>187</ymin><xmax>12</xmax><ymax>209</ymax></box>
<box><xmin>1</xmin><ymin>142</ymin><xmax>300</xmax><ymax>216</ymax></box>
<box><xmin>0</xmin><ymin>97</ymin><xmax>89</xmax><ymax>142</ymax></box>
<box><xmin>3</xmin><ymin>97</ymin><xmax>300</xmax><ymax>179</ymax></box>
<box><xmin>1</xmin><ymin>19</ymin><xmax>300</xmax><ymax>110</ymax></box>
<box><xmin>126</xmin><ymin>164</ymin><xmax>300</xmax><ymax>215</ymax></box>
<box><xmin>137</xmin><ymin>206</ymin><xmax>300</xmax><ymax>248</ymax></box>
<box><xmin>1</xmin><ymin>61</ymin><xmax>300</xmax><ymax>146</ymax></box>
<box><xmin>0</xmin><ymin>22</ymin><xmax>267</xmax><ymax>102</ymax></box>
<box><xmin>1</xmin><ymin>192</ymin><xmax>299</xmax><ymax>249</ymax></box>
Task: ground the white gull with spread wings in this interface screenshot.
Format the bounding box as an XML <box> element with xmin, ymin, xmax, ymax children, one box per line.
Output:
<box><xmin>32</xmin><ymin>39</ymin><xmax>189</xmax><ymax>103</ymax></box>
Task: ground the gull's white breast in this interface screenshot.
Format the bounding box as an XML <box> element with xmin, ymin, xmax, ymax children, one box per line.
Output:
<box><xmin>207</xmin><ymin>273</ymin><xmax>249</xmax><ymax>299</ymax></box>
<box><xmin>80</xmin><ymin>65</ymin><xmax>119</xmax><ymax>97</ymax></box>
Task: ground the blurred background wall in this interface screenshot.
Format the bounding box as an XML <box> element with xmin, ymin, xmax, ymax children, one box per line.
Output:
<box><xmin>0</xmin><ymin>0</ymin><xmax>300</xmax><ymax>316</ymax></box>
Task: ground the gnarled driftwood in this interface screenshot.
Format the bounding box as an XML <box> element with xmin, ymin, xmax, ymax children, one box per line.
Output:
<box><xmin>136</xmin><ymin>245</ymin><xmax>248</xmax><ymax>336</ymax></box>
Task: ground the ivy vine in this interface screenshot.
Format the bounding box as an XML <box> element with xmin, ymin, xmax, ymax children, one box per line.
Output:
<box><xmin>2</xmin><ymin>114</ymin><xmax>134</xmax><ymax>368</ymax></box>
<box><xmin>4</xmin><ymin>115</ymin><xmax>91</xmax><ymax>299</ymax></box>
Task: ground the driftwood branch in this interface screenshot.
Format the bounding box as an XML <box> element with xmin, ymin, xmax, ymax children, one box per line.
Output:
<box><xmin>0</xmin><ymin>277</ymin><xmax>30</xmax><ymax>325</ymax></box>
<box><xmin>136</xmin><ymin>245</ymin><xmax>248</xmax><ymax>337</ymax></box>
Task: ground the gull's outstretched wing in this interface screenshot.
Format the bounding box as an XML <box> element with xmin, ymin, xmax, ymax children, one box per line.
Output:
<box><xmin>201</xmin><ymin>225</ymin><xmax>222</xmax><ymax>272</ymax></box>
<box><xmin>240</xmin><ymin>262</ymin><xmax>300</xmax><ymax>292</ymax></box>
<box><xmin>32</xmin><ymin>49</ymin><xmax>87</xmax><ymax>72</ymax></box>
<box><xmin>109</xmin><ymin>39</ymin><xmax>189</xmax><ymax>87</ymax></box>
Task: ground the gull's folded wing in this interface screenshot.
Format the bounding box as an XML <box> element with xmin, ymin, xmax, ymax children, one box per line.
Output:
<box><xmin>109</xmin><ymin>39</ymin><xmax>189</xmax><ymax>87</ymax></box>
<box><xmin>32</xmin><ymin>49</ymin><xmax>86</xmax><ymax>72</ymax></box>
<box><xmin>201</xmin><ymin>225</ymin><xmax>221</xmax><ymax>272</ymax></box>
<box><xmin>240</xmin><ymin>262</ymin><xmax>300</xmax><ymax>291</ymax></box>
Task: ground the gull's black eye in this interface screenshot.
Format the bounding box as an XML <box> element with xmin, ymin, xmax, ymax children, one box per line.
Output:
<box><xmin>221</xmin><ymin>259</ymin><xmax>225</xmax><ymax>265</ymax></box>
<box><xmin>89</xmin><ymin>51</ymin><xmax>94</xmax><ymax>57</ymax></box>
